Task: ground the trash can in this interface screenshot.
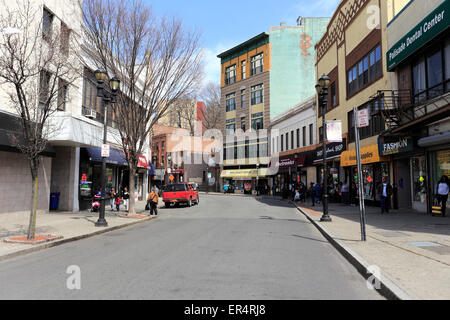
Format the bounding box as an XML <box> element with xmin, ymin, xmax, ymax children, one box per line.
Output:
<box><xmin>50</xmin><ymin>192</ymin><xmax>60</xmax><ymax>210</ymax></box>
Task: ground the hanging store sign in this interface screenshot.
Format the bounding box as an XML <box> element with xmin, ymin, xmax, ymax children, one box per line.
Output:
<box><xmin>313</xmin><ymin>139</ymin><xmax>346</xmax><ymax>162</ymax></box>
<box><xmin>387</xmin><ymin>0</ymin><xmax>450</xmax><ymax>71</ymax></box>
<box><xmin>378</xmin><ymin>136</ymin><xmax>414</xmax><ymax>156</ymax></box>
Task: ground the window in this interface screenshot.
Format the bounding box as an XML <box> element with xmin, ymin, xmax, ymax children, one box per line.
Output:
<box><xmin>241</xmin><ymin>89</ymin><xmax>246</xmax><ymax>108</ymax></box>
<box><xmin>251</xmin><ymin>53</ymin><xmax>263</xmax><ymax>76</ymax></box>
<box><xmin>226</xmin><ymin>119</ymin><xmax>236</xmax><ymax>135</ymax></box>
<box><xmin>161</xmin><ymin>141</ymin><xmax>165</xmax><ymax>150</ymax></box>
<box><xmin>302</xmin><ymin>126</ymin><xmax>306</xmax><ymax>147</ymax></box>
<box><xmin>296</xmin><ymin>129</ymin><xmax>300</xmax><ymax>148</ymax></box>
<box><xmin>285</xmin><ymin>133</ymin><xmax>289</xmax><ymax>150</ymax></box>
<box><xmin>348</xmin><ymin>44</ymin><xmax>382</xmax><ymax>97</ymax></box>
<box><xmin>241</xmin><ymin>117</ymin><xmax>246</xmax><ymax>131</ymax></box>
<box><xmin>60</xmin><ymin>22</ymin><xmax>70</xmax><ymax>55</ymax></box>
<box><xmin>412</xmin><ymin>38</ymin><xmax>450</xmax><ymax>103</ymax></box>
<box><xmin>225</xmin><ymin>65</ymin><xmax>236</xmax><ymax>85</ymax></box>
<box><xmin>427</xmin><ymin>49</ymin><xmax>443</xmax><ymax>98</ymax></box>
<box><xmin>281</xmin><ymin>135</ymin><xmax>284</xmax><ymax>152</ymax></box>
<box><xmin>42</xmin><ymin>8</ymin><xmax>54</xmax><ymax>40</ymax></box>
<box><xmin>348</xmin><ymin>97</ymin><xmax>385</xmax><ymax>142</ymax></box>
<box><xmin>251</xmin><ymin>84</ymin><xmax>263</xmax><ymax>105</ymax></box>
<box><xmin>251</xmin><ymin>113</ymin><xmax>263</xmax><ymax>131</ymax></box>
<box><xmin>319</xmin><ymin>126</ymin><xmax>323</xmax><ymax>142</ymax></box>
<box><xmin>161</xmin><ymin>155</ymin><xmax>165</xmax><ymax>168</ymax></box>
<box><xmin>291</xmin><ymin>131</ymin><xmax>294</xmax><ymax>150</ymax></box>
<box><xmin>309</xmin><ymin>124</ymin><xmax>313</xmax><ymax>145</ymax></box>
<box><xmin>241</xmin><ymin>60</ymin><xmax>246</xmax><ymax>80</ymax></box>
<box><xmin>57</xmin><ymin>79</ymin><xmax>68</xmax><ymax>111</ymax></box>
<box><xmin>39</xmin><ymin>70</ymin><xmax>51</xmax><ymax>105</ymax></box>
<box><xmin>226</xmin><ymin>93</ymin><xmax>236</xmax><ymax>112</ymax></box>
<box><xmin>331</xmin><ymin>82</ymin><xmax>337</xmax><ymax>107</ymax></box>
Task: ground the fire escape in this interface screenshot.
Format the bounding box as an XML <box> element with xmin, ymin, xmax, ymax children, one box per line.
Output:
<box><xmin>372</xmin><ymin>89</ymin><xmax>450</xmax><ymax>134</ymax></box>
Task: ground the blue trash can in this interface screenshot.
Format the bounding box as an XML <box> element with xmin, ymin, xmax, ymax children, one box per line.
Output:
<box><xmin>50</xmin><ymin>193</ymin><xmax>60</xmax><ymax>210</ymax></box>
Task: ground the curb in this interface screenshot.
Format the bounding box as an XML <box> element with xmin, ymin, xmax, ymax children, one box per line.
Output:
<box><xmin>293</xmin><ymin>202</ymin><xmax>412</xmax><ymax>300</ymax></box>
<box><xmin>0</xmin><ymin>215</ymin><xmax>158</xmax><ymax>263</ymax></box>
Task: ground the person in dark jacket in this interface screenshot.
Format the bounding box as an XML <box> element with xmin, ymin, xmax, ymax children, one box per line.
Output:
<box><xmin>377</xmin><ymin>177</ymin><xmax>393</xmax><ymax>214</ymax></box>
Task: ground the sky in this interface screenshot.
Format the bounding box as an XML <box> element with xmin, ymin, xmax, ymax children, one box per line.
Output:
<box><xmin>147</xmin><ymin>0</ymin><xmax>341</xmax><ymax>87</ymax></box>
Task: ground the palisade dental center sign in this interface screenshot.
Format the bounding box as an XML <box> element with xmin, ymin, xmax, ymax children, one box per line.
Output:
<box><xmin>387</xmin><ymin>1</ymin><xmax>450</xmax><ymax>71</ymax></box>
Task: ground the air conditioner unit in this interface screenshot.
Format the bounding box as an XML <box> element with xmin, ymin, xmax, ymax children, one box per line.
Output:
<box><xmin>85</xmin><ymin>109</ymin><xmax>96</xmax><ymax>119</ymax></box>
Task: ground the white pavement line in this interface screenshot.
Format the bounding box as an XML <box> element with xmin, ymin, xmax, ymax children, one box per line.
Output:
<box><xmin>293</xmin><ymin>203</ymin><xmax>412</xmax><ymax>301</ymax></box>
<box><xmin>0</xmin><ymin>216</ymin><xmax>158</xmax><ymax>263</ymax></box>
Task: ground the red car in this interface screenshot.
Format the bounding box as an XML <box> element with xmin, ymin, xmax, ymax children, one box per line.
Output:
<box><xmin>162</xmin><ymin>183</ymin><xmax>199</xmax><ymax>208</ymax></box>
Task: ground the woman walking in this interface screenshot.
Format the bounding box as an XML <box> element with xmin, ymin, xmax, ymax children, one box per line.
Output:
<box><xmin>437</xmin><ymin>175</ymin><xmax>449</xmax><ymax>217</ymax></box>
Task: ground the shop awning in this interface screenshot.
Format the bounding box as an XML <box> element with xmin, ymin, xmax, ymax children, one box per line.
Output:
<box><xmin>86</xmin><ymin>147</ymin><xmax>128</xmax><ymax>166</ymax></box>
<box><xmin>138</xmin><ymin>155</ymin><xmax>150</xmax><ymax>169</ymax></box>
<box><xmin>340</xmin><ymin>144</ymin><xmax>390</xmax><ymax>167</ymax></box>
<box><xmin>220</xmin><ymin>168</ymin><xmax>269</xmax><ymax>179</ymax></box>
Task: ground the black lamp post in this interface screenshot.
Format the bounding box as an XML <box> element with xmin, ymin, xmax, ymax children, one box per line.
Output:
<box><xmin>94</xmin><ymin>68</ymin><xmax>120</xmax><ymax>227</ymax></box>
<box><xmin>316</xmin><ymin>74</ymin><xmax>332</xmax><ymax>222</ymax></box>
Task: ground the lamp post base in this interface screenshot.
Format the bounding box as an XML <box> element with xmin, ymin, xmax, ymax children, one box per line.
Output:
<box><xmin>95</xmin><ymin>218</ymin><xmax>108</xmax><ymax>227</ymax></box>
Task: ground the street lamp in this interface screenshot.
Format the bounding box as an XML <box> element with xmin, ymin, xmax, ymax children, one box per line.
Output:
<box><xmin>316</xmin><ymin>74</ymin><xmax>332</xmax><ymax>222</ymax></box>
<box><xmin>94</xmin><ymin>68</ymin><xmax>120</xmax><ymax>227</ymax></box>
<box><xmin>256</xmin><ymin>162</ymin><xmax>260</xmax><ymax>196</ymax></box>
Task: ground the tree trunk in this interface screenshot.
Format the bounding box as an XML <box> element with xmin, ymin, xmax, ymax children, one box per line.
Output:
<box><xmin>127</xmin><ymin>165</ymin><xmax>137</xmax><ymax>216</ymax></box>
<box><xmin>27</xmin><ymin>158</ymin><xmax>39</xmax><ymax>240</ymax></box>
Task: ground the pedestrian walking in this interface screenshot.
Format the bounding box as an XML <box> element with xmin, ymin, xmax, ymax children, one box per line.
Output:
<box><xmin>341</xmin><ymin>180</ymin><xmax>350</xmax><ymax>205</ymax></box>
<box><xmin>147</xmin><ymin>187</ymin><xmax>159</xmax><ymax>215</ymax></box>
<box><xmin>377</xmin><ymin>177</ymin><xmax>393</xmax><ymax>214</ymax></box>
<box><xmin>109</xmin><ymin>188</ymin><xmax>116</xmax><ymax>211</ymax></box>
<box><xmin>315</xmin><ymin>183</ymin><xmax>322</xmax><ymax>205</ymax></box>
<box><xmin>436</xmin><ymin>175</ymin><xmax>449</xmax><ymax>217</ymax></box>
<box><xmin>309</xmin><ymin>183</ymin><xmax>316</xmax><ymax>206</ymax></box>
<box><xmin>114</xmin><ymin>191</ymin><xmax>121</xmax><ymax>212</ymax></box>
<box><xmin>122</xmin><ymin>187</ymin><xmax>130</xmax><ymax>212</ymax></box>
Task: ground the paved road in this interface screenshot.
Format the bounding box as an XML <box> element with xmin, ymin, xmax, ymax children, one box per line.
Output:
<box><xmin>0</xmin><ymin>195</ymin><xmax>383</xmax><ymax>299</ymax></box>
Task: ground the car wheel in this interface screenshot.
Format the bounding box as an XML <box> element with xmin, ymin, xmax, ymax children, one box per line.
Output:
<box><xmin>165</xmin><ymin>202</ymin><xmax>170</xmax><ymax>208</ymax></box>
<box><xmin>196</xmin><ymin>196</ymin><xmax>199</xmax><ymax>205</ymax></box>
<box><xmin>187</xmin><ymin>198</ymin><xmax>192</xmax><ymax>207</ymax></box>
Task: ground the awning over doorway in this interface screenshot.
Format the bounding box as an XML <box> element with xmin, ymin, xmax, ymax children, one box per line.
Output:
<box><xmin>340</xmin><ymin>144</ymin><xmax>390</xmax><ymax>167</ymax></box>
<box><xmin>86</xmin><ymin>147</ymin><xmax>128</xmax><ymax>166</ymax></box>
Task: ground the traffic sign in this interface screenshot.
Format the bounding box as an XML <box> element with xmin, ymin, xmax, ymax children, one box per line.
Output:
<box><xmin>101</xmin><ymin>144</ymin><xmax>110</xmax><ymax>157</ymax></box>
<box><xmin>357</xmin><ymin>109</ymin><xmax>369</xmax><ymax>128</ymax></box>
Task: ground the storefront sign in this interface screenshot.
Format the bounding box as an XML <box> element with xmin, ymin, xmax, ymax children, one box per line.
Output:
<box><xmin>387</xmin><ymin>0</ymin><xmax>450</xmax><ymax>71</ymax></box>
<box><xmin>327</xmin><ymin>120</ymin><xmax>343</xmax><ymax>142</ymax></box>
<box><xmin>313</xmin><ymin>139</ymin><xmax>346</xmax><ymax>162</ymax></box>
<box><xmin>378</xmin><ymin>136</ymin><xmax>414</xmax><ymax>156</ymax></box>
<box><xmin>341</xmin><ymin>144</ymin><xmax>390</xmax><ymax>167</ymax></box>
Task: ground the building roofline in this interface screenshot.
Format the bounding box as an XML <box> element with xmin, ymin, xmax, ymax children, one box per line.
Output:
<box><xmin>217</xmin><ymin>32</ymin><xmax>269</xmax><ymax>59</ymax></box>
<box><xmin>270</xmin><ymin>96</ymin><xmax>316</xmax><ymax>127</ymax></box>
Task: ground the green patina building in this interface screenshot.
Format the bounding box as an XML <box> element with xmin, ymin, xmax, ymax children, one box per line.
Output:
<box><xmin>269</xmin><ymin>18</ymin><xmax>330</xmax><ymax>120</ymax></box>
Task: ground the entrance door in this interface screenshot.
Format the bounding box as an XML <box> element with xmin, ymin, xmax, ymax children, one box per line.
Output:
<box><xmin>411</xmin><ymin>156</ymin><xmax>427</xmax><ymax>213</ymax></box>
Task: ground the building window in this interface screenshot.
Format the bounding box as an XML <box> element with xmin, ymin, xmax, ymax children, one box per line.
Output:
<box><xmin>161</xmin><ymin>141</ymin><xmax>165</xmax><ymax>150</ymax></box>
<box><xmin>241</xmin><ymin>60</ymin><xmax>246</xmax><ymax>80</ymax></box>
<box><xmin>251</xmin><ymin>53</ymin><xmax>263</xmax><ymax>76</ymax></box>
<box><xmin>280</xmin><ymin>135</ymin><xmax>284</xmax><ymax>152</ymax></box>
<box><xmin>412</xmin><ymin>38</ymin><xmax>450</xmax><ymax>104</ymax></box>
<box><xmin>39</xmin><ymin>70</ymin><xmax>51</xmax><ymax>106</ymax></box>
<box><xmin>285</xmin><ymin>133</ymin><xmax>289</xmax><ymax>151</ymax></box>
<box><xmin>241</xmin><ymin>117</ymin><xmax>246</xmax><ymax>131</ymax></box>
<box><xmin>251</xmin><ymin>84</ymin><xmax>263</xmax><ymax>105</ymax></box>
<box><xmin>291</xmin><ymin>131</ymin><xmax>294</xmax><ymax>150</ymax></box>
<box><xmin>225</xmin><ymin>65</ymin><xmax>236</xmax><ymax>85</ymax></box>
<box><xmin>331</xmin><ymin>82</ymin><xmax>337</xmax><ymax>107</ymax></box>
<box><xmin>226</xmin><ymin>93</ymin><xmax>236</xmax><ymax>112</ymax></box>
<box><xmin>42</xmin><ymin>7</ymin><xmax>54</xmax><ymax>40</ymax></box>
<box><xmin>226</xmin><ymin>119</ymin><xmax>236</xmax><ymax>135</ymax></box>
<box><xmin>347</xmin><ymin>97</ymin><xmax>385</xmax><ymax>142</ymax></box>
<box><xmin>251</xmin><ymin>113</ymin><xmax>263</xmax><ymax>131</ymax></box>
<box><xmin>57</xmin><ymin>79</ymin><xmax>68</xmax><ymax>111</ymax></box>
<box><xmin>319</xmin><ymin>126</ymin><xmax>323</xmax><ymax>142</ymax></box>
<box><xmin>348</xmin><ymin>44</ymin><xmax>382</xmax><ymax>97</ymax></box>
<box><xmin>309</xmin><ymin>124</ymin><xmax>313</xmax><ymax>145</ymax></box>
<box><xmin>302</xmin><ymin>126</ymin><xmax>306</xmax><ymax>147</ymax></box>
<box><xmin>60</xmin><ymin>22</ymin><xmax>70</xmax><ymax>55</ymax></box>
<box><xmin>296</xmin><ymin>128</ymin><xmax>300</xmax><ymax>148</ymax></box>
<box><xmin>241</xmin><ymin>89</ymin><xmax>246</xmax><ymax>108</ymax></box>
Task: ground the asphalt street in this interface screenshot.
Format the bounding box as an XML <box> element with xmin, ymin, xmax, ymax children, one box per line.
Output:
<box><xmin>0</xmin><ymin>195</ymin><xmax>383</xmax><ymax>299</ymax></box>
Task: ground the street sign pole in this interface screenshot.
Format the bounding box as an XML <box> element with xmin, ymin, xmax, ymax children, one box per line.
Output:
<box><xmin>354</xmin><ymin>107</ymin><xmax>367</xmax><ymax>241</ymax></box>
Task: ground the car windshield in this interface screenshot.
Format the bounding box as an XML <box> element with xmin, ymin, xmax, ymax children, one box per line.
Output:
<box><xmin>164</xmin><ymin>184</ymin><xmax>186</xmax><ymax>192</ymax></box>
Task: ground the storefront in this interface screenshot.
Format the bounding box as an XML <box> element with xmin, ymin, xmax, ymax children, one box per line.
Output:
<box><xmin>341</xmin><ymin>143</ymin><xmax>390</xmax><ymax>204</ymax></box>
<box><xmin>313</xmin><ymin>140</ymin><xmax>346</xmax><ymax>186</ymax></box>
<box><xmin>220</xmin><ymin>168</ymin><xmax>269</xmax><ymax>194</ymax></box>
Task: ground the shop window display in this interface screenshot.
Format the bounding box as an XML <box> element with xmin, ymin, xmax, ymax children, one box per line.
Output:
<box><xmin>412</xmin><ymin>157</ymin><xmax>427</xmax><ymax>204</ymax></box>
<box><xmin>433</xmin><ymin>150</ymin><xmax>450</xmax><ymax>192</ymax></box>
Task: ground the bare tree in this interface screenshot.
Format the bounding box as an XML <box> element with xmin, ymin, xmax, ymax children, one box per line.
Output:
<box><xmin>200</xmin><ymin>82</ymin><xmax>222</xmax><ymax>130</ymax></box>
<box><xmin>82</xmin><ymin>0</ymin><xmax>203</xmax><ymax>216</ymax></box>
<box><xmin>168</xmin><ymin>97</ymin><xmax>197</xmax><ymax>135</ymax></box>
<box><xmin>0</xmin><ymin>0</ymin><xmax>80</xmax><ymax>239</ymax></box>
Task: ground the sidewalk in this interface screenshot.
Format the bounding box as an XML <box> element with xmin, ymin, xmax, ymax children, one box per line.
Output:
<box><xmin>0</xmin><ymin>200</ymin><xmax>158</xmax><ymax>262</ymax></box>
<box><xmin>292</xmin><ymin>200</ymin><xmax>450</xmax><ymax>300</ymax></box>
